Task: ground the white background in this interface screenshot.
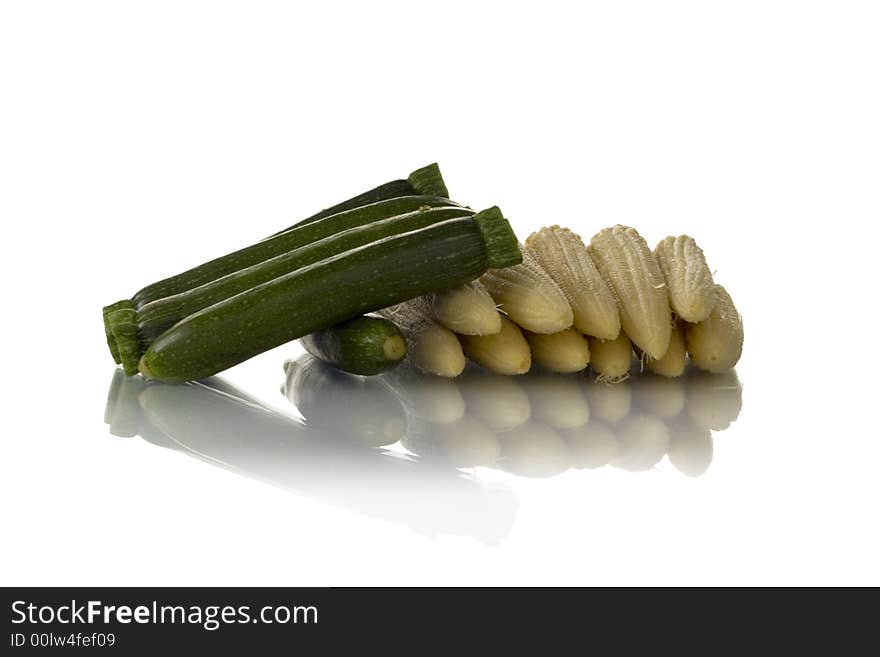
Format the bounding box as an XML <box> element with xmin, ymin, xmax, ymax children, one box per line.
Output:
<box><xmin>1</xmin><ymin>1</ymin><xmax>878</xmax><ymax>586</ymax></box>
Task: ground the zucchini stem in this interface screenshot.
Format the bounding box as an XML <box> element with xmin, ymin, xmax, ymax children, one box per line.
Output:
<box><xmin>473</xmin><ymin>207</ymin><xmax>523</xmax><ymax>269</ymax></box>
<box><xmin>407</xmin><ymin>162</ymin><xmax>449</xmax><ymax>198</ymax></box>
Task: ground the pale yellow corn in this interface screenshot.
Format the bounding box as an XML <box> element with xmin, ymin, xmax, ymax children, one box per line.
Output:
<box><xmin>379</xmin><ymin>302</ymin><xmax>465</xmax><ymax>378</ymax></box>
<box><xmin>587</xmin><ymin>333</ymin><xmax>633</xmax><ymax>382</ymax></box>
<box><xmin>685</xmin><ymin>284</ymin><xmax>743</xmax><ymax>373</ymax></box>
<box><xmin>480</xmin><ymin>248</ymin><xmax>573</xmax><ymax>334</ymax></box>
<box><xmin>645</xmin><ymin>321</ymin><xmax>687</xmax><ymax>378</ymax></box>
<box><xmin>459</xmin><ymin>317</ymin><xmax>531</xmax><ymax>375</ymax></box>
<box><xmin>427</xmin><ymin>281</ymin><xmax>503</xmax><ymax>336</ymax></box>
<box><xmin>589</xmin><ymin>225</ymin><xmax>672</xmax><ymax>359</ymax></box>
<box><xmin>524</xmin><ymin>226</ymin><xmax>620</xmax><ymax>339</ymax></box>
<box><xmin>654</xmin><ymin>235</ymin><xmax>717</xmax><ymax>322</ymax></box>
<box><xmin>524</xmin><ymin>328</ymin><xmax>590</xmax><ymax>374</ymax></box>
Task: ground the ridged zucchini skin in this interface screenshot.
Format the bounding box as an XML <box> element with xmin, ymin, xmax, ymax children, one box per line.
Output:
<box><xmin>105</xmin><ymin>196</ymin><xmax>456</xmax><ymax>362</ymax></box>
<box><xmin>135</xmin><ymin>205</ymin><xmax>473</xmax><ymax>349</ymax></box>
<box><xmin>129</xmin><ymin>195</ymin><xmax>456</xmax><ymax>309</ymax></box>
<box><xmin>299</xmin><ymin>315</ymin><xmax>406</xmax><ymax>376</ymax></box>
<box><xmin>275</xmin><ymin>162</ymin><xmax>449</xmax><ymax>233</ymax></box>
<box><xmin>102</xmin><ymin>299</ymin><xmax>133</xmax><ymax>364</ymax></box>
<box><xmin>140</xmin><ymin>208</ymin><xmax>521</xmax><ymax>382</ymax></box>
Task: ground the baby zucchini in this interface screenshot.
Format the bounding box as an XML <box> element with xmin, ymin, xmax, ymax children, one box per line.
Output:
<box><xmin>300</xmin><ymin>315</ymin><xmax>406</xmax><ymax>376</ymax></box>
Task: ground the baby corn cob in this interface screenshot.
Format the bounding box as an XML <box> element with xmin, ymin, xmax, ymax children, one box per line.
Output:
<box><xmin>645</xmin><ymin>321</ymin><xmax>687</xmax><ymax>378</ymax></box>
<box><xmin>685</xmin><ymin>284</ymin><xmax>743</xmax><ymax>373</ymax></box>
<box><xmin>589</xmin><ymin>225</ymin><xmax>672</xmax><ymax>359</ymax></box>
<box><xmin>524</xmin><ymin>226</ymin><xmax>620</xmax><ymax>339</ymax></box>
<box><xmin>654</xmin><ymin>235</ymin><xmax>717</xmax><ymax>323</ymax></box>
<box><xmin>459</xmin><ymin>316</ymin><xmax>532</xmax><ymax>375</ymax></box>
<box><xmin>523</xmin><ymin>328</ymin><xmax>590</xmax><ymax>374</ymax></box>
<box><xmin>480</xmin><ymin>248</ymin><xmax>573</xmax><ymax>334</ymax></box>
<box><xmin>587</xmin><ymin>333</ymin><xmax>633</xmax><ymax>383</ymax></box>
<box><xmin>378</xmin><ymin>302</ymin><xmax>465</xmax><ymax>378</ymax></box>
<box><xmin>428</xmin><ymin>281</ymin><xmax>502</xmax><ymax>336</ymax></box>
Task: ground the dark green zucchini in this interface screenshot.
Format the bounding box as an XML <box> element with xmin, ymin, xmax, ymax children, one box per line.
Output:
<box><xmin>267</xmin><ymin>162</ymin><xmax>449</xmax><ymax>235</ymax></box>
<box><xmin>133</xmin><ymin>205</ymin><xmax>473</xmax><ymax>352</ymax></box>
<box><xmin>283</xmin><ymin>355</ymin><xmax>407</xmax><ymax>446</ymax></box>
<box><xmin>103</xmin><ymin>162</ymin><xmax>448</xmax><ymax>359</ymax></box>
<box><xmin>140</xmin><ymin>207</ymin><xmax>521</xmax><ymax>382</ymax></box>
<box><xmin>130</xmin><ymin>194</ymin><xmax>456</xmax><ymax>309</ymax></box>
<box><xmin>104</xmin><ymin>194</ymin><xmax>456</xmax><ymax>362</ymax></box>
<box><xmin>130</xmin><ymin>165</ymin><xmax>448</xmax><ymax>308</ymax></box>
<box><xmin>300</xmin><ymin>315</ymin><xmax>406</xmax><ymax>376</ymax></box>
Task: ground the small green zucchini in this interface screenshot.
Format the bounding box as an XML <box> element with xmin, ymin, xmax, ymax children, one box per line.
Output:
<box><xmin>139</xmin><ymin>207</ymin><xmax>521</xmax><ymax>382</ymax></box>
<box><xmin>299</xmin><ymin>315</ymin><xmax>406</xmax><ymax>376</ymax></box>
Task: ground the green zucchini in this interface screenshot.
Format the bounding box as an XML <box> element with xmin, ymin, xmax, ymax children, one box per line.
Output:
<box><xmin>283</xmin><ymin>355</ymin><xmax>407</xmax><ymax>446</ymax></box>
<box><xmin>299</xmin><ymin>315</ymin><xmax>406</xmax><ymax>376</ymax></box>
<box><xmin>131</xmin><ymin>165</ymin><xmax>449</xmax><ymax>308</ymax></box>
<box><xmin>130</xmin><ymin>194</ymin><xmax>456</xmax><ymax>309</ymax></box>
<box><xmin>103</xmin><ymin>162</ymin><xmax>449</xmax><ymax>359</ymax></box>
<box><xmin>133</xmin><ymin>204</ymin><xmax>472</xmax><ymax>352</ymax></box>
<box><xmin>268</xmin><ymin>162</ymin><xmax>449</xmax><ymax>235</ymax></box>
<box><xmin>140</xmin><ymin>207</ymin><xmax>521</xmax><ymax>382</ymax></box>
<box><xmin>105</xmin><ymin>195</ymin><xmax>457</xmax><ymax>363</ymax></box>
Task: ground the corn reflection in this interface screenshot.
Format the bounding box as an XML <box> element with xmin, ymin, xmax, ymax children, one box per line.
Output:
<box><xmin>367</xmin><ymin>359</ymin><xmax>742</xmax><ymax>478</ymax></box>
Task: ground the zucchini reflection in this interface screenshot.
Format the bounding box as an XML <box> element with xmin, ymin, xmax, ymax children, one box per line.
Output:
<box><xmin>105</xmin><ymin>358</ymin><xmax>743</xmax><ymax>541</ymax></box>
<box><xmin>104</xmin><ymin>370</ymin><xmax>517</xmax><ymax>544</ymax></box>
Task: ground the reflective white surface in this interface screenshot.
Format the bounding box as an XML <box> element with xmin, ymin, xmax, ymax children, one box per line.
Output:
<box><xmin>102</xmin><ymin>360</ymin><xmax>742</xmax><ymax>546</ymax></box>
<box><xmin>2</xmin><ymin>1</ymin><xmax>879</xmax><ymax>586</ymax></box>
